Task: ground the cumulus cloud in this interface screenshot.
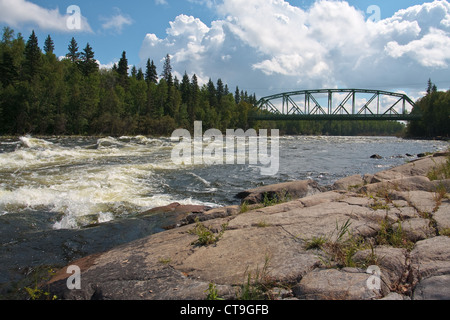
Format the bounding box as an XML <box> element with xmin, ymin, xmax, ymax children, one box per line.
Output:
<box><xmin>0</xmin><ymin>0</ymin><xmax>91</xmax><ymax>32</ymax></box>
<box><xmin>139</xmin><ymin>0</ymin><xmax>450</xmax><ymax>97</ymax></box>
<box><xmin>100</xmin><ymin>8</ymin><xmax>133</xmax><ymax>34</ymax></box>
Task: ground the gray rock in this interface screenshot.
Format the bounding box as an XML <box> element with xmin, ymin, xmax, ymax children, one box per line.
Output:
<box><xmin>332</xmin><ymin>174</ymin><xmax>364</xmax><ymax>191</ymax></box>
<box><xmin>381</xmin><ymin>292</ymin><xmax>411</xmax><ymax>300</ymax></box>
<box><xmin>413</xmin><ymin>275</ymin><xmax>450</xmax><ymax>300</ymax></box>
<box><xmin>235</xmin><ymin>180</ymin><xmax>321</xmax><ymax>204</ymax></box>
<box><xmin>410</xmin><ymin>236</ymin><xmax>450</xmax><ymax>286</ymax></box>
<box><xmin>434</xmin><ymin>201</ymin><xmax>450</xmax><ymax>233</ymax></box>
<box><xmin>293</xmin><ymin>268</ymin><xmax>386</xmax><ymax>300</ymax></box>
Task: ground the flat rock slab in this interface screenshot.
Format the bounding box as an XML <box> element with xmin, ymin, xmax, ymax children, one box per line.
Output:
<box><xmin>293</xmin><ymin>268</ymin><xmax>386</xmax><ymax>300</ymax></box>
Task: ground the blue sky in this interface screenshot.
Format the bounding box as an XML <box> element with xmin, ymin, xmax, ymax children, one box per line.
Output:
<box><xmin>1</xmin><ymin>0</ymin><xmax>449</xmax><ymax>102</ymax></box>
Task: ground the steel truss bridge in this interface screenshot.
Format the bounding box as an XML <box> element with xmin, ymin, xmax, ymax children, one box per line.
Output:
<box><xmin>253</xmin><ymin>89</ymin><xmax>421</xmax><ymax>121</ymax></box>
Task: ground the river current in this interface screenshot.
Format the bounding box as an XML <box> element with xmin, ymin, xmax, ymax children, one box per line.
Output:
<box><xmin>0</xmin><ymin>135</ymin><xmax>447</xmax><ymax>231</ymax></box>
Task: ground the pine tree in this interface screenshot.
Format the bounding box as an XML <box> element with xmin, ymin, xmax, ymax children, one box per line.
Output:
<box><xmin>117</xmin><ymin>51</ymin><xmax>129</xmax><ymax>87</ymax></box>
<box><xmin>145</xmin><ymin>59</ymin><xmax>158</xmax><ymax>84</ymax></box>
<box><xmin>66</xmin><ymin>37</ymin><xmax>80</xmax><ymax>63</ymax></box>
<box><xmin>131</xmin><ymin>65</ymin><xmax>137</xmax><ymax>78</ymax></box>
<box><xmin>43</xmin><ymin>35</ymin><xmax>54</xmax><ymax>54</ymax></box>
<box><xmin>24</xmin><ymin>30</ymin><xmax>41</xmax><ymax>79</ymax></box>
<box><xmin>79</xmin><ymin>43</ymin><xmax>98</xmax><ymax>76</ymax></box>
<box><xmin>235</xmin><ymin>86</ymin><xmax>240</xmax><ymax>104</ymax></box>
<box><xmin>161</xmin><ymin>54</ymin><xmax>173</xmax><ymax>86</ymax></box>
<box><xmin>0</xmin><ymin>50</ymin><xmax>18</xmax><ymax>86</ymax></box>
<box><xmin>136</xmin><ymin>68</ymin><xmax>144</xmax><ymax>81</ymax></box>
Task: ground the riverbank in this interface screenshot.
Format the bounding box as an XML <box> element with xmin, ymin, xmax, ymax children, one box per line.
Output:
<box><xmin>46</xmin><ymin>152</ymin><xmax>450</xmax><ymax>300</ymax></box>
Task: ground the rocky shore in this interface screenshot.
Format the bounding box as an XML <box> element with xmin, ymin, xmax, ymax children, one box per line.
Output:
<box><xmin>47</xmin><ymin>153</ymin><xmax>450</xmax><ymax>300</ymax></box>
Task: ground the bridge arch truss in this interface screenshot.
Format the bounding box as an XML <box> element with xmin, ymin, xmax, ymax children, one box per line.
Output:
<box><xmin>255</xmin><ymin>89</ymin><xmax>420</xmax><ymax>121</ymax></box>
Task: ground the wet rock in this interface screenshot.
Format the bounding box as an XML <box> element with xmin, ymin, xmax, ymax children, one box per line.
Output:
<box><xmin>370</xmin><ymin>154</ymin><xmax>383</xmax><ymax>159</ymax></box>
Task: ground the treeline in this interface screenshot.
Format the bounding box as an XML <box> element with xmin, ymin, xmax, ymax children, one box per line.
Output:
<box><xmin>0</xmin><ymin>27</ymin><xmax>420</xmax><ymax>137</ymax></box>
<box><xmin>0</xmin><ymin>27</ymin><xmax>257</xmax><ymax>136</ymax></box>
<box><xmin>406</xmin><ymin>79</ymin><xmax>450</xmax><ymax>138</ymax></box>
<box><xmin>259</xmin><ymin>119</ymin><xmax>405</xmax><ymax>136</ymax></box>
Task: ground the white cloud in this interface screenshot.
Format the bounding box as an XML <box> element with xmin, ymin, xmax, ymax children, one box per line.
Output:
<box><xmin>100</xmin><ymin>8</ymin><xmax>133</xmax><ymax>34</ymax></box>
<box><xmin>0</xmin><ymin>0</ymin><xmax>91</xmax><ymax>32</ymax></box>
<box><xmin>155</xmin><ymin>0</ymin><xmax>169</xmax><ymax>5</ymax></box>
<box><xmin>139</xmin><ymin>0</ymin><xmax>450</xmax><ymax>98</ymax></box>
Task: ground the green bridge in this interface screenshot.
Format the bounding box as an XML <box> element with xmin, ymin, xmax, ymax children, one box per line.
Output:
<box><xmin>253</xmin><ymin>89</ymin><xmax>421</xmax><ymax>121</ymax></box>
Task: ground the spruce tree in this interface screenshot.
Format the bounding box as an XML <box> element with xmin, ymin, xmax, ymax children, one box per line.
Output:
<box><xmin>145</xmin><ymin>59</ymin><xmax>158</xmax><ymax>84</ymax></box>
<box><xmin>66</xmin><ymin>37</ymin><xmax>80</xmax><ymax>63</ymax></box>
<box><xmin>117</xmin><ymin>51</ymin><xmax>129</xmax><ymax>87</ymax></box>
<box><xmin>43</xmin><ymin>35</ymin><xmax>55</xmax><ymax>54</ymax></box>
<box><xmin>161</xmin><ymin>54</ymin><xmax>173</xmax><ymax>86</ymax></box>
<box><xmin>79</xmin><ymin>43</ymin><xmax>98</xmax><ymax>76</ymax></box>
<box><xmin>24</xmin><ymin>30</ymin><xmax>41</xmax><ymax>79</ymax></box>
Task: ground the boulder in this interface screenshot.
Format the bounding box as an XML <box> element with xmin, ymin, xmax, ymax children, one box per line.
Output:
<box><xmin>434</xmin><ymin>200</ymin><xmax>450</xmax><ymax>233</ymax></box>
<box><xmin>293</xmin><ymin>268</ymin><xmax>386</xmax><ymax>300</ymax></box>
<box><xmin>412</xmin><ymin>275</ymin><xmax>450</xmax><ymax>300</ymax></box>
<box><xmin>393</xmin><ymin>218</ymin><xmax>436</xmax><ymax>242</ymax></box>
<box><xmin>410</xmin><ymin>236</ymin><xmax>450</xmax><ymax>295</ymax></box>
<box><xmin>353</xmin><ymin>246</ymin><xmax>408</xmax><ymax>292</ymax></box>
<box><xmin>369</xmin><ymin>156</ymin><xmax>447</xmax><ymax>183</ymax></box>
<box><xmin>332</xmin><ymin>174</ymin><xmax>364</xmax><ymax>191</ymax></box>
<box><xmin>235</xmin><ymin>180</ymin><xmax>322</xmax><ymax>204</ymax></box>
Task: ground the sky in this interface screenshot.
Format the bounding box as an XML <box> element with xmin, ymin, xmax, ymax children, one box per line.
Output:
<box><xmin>0</xmin><ymin>0</ymin><xmax>449</xmax><ymax>102</ymax></box>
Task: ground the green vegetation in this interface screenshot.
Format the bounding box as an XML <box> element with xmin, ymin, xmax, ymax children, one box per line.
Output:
<box><xmin>239</xmin><ymin>254</ymin><xmax>273</xmax><ymax>300</ymax></box>
<box><xmin>305</xmin><ymin>219</ymin><xmax>371</xmax><ymax>268</ymax></box>
<box><xmin>376</xmin><ymin>218</ymin><xmax>414</xmax><ymax>250</ymax></box>
<box><xmin>427</xmin><ymin>154</ymin><xmax>450</xmax><ymax>181</ymax></box>
<box><xmin>189</xmin><ymin>218</ymin><xmax>227</xmax><ymax>246</ymax></box>
<box><xmin>406</xmin><ymin>79</ymin><xmax>450</xmax><ymax>138</ymax></box>
<box><xmin>0</xmin><ymin>27</ymin><xmax>420</xmax><ymax>137</ymax></box>
<box><xmin>22</xmin><ymin>266</ymin><xmax>58</xmax><ymax>300</ymax></box>
<box><xmin>0</xmin><ymin>27</ymin><xmax>257</xmax><ymax>136</ymax></box>
<box><xmin>205</xmin><ymin>282</ymin><xmax>224</xmax><ymax>300</ymax></box>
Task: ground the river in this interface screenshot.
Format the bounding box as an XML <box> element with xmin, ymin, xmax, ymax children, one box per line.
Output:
<box><xmin>0</xmin><ymin>135</ymin><xmax>447</xmax><ymax>297</ymax></box>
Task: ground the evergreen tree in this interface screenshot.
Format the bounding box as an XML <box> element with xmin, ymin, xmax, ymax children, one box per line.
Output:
<box><xmin>131</xmin><ymin>65</ymin><xmax>137</xmax><ymax>78</ymax></box>
<box><xmin>161</xmin><ymin>54</ymin><xmax>173</xmax><ymax>86</ymax></box>
<box><xmin>145</xmin><ymin>59</ymin><xmax>158</xmax><ymax>84</ymax></box>
<box><xmin>117</xmin><ymin>51</ymin><xmax>129</xmax><ymax>87</ymax></box>
<box><xmin>44</xmin><ymin>35</ymin><xmax>55</xmax><ymax>55</ymax></box>
<box><xmin>235</xmin><ymin>86</ymin><xmax>241</xmax><ymax>104</ymax></box>
<box><xmin>23</xmin><ymin>30</ymin><xmax>41</xmax><ymax>80</ymax></box>
<box><xmin>66</xmin><ymin>37</ymin><xmax>80</xmax><ymax>63</ymax></box>
<box><xmin>79</xmin><ymin>43</ymin><xmax>98</xmax><ymax>76</ymax></box>
<box><xmin>136</xmin><ymin>68</ymin><xmax>144</xmax><ymax>81</ymax></box>
<box><xmin>0</xmin><ymin>50</ymin><xmax>17</xmax><ymax>86</ymax></box>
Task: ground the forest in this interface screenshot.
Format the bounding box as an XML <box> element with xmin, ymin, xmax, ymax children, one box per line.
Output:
<box><xmin>406</xmin><ymin>79</ymin><xmax>450</xmax><ymax>138</ymax></box>
<box><xmin>0</xmin><ymin>27</ymin><xmax>439</xmax><ymax>137</ymax></box>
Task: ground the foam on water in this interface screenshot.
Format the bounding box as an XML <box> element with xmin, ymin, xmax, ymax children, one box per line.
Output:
<box><xmin>0</xmin><ymin>136</ymin><xmax>215</xmax><ymax>229</ymax></box>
